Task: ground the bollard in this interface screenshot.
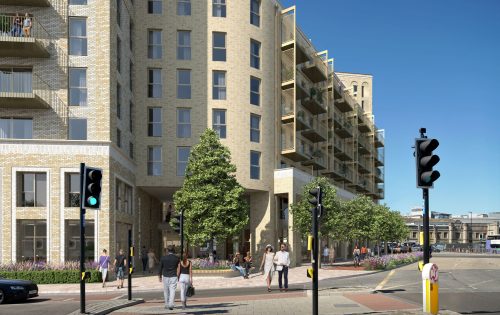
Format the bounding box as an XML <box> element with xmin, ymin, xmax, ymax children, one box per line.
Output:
<box><xmin>422</xmin><ymin>263</ymin><xmax>439</xmax><ymax>314</ymax></box>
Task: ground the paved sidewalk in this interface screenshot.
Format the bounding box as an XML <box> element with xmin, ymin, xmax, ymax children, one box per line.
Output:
<box><xmin>39</xmin><ymin>265</ymin><xmax>373</xmax><ymax>294</ymax></box>
<box><xmin>67</xmin><ymin>298</ymin><xmax>144</xmax><ymax>315</ymax></box>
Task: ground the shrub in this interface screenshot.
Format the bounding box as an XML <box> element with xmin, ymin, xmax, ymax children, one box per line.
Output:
<box><xmin>190</xmin><ymin>258</ymin><xmax>231</xmax><ymax>270</ymax></box>
<box><xmin>363</xmin><ymin>252</ymin><xmax>423</xmax><ymax>271</ymax></box>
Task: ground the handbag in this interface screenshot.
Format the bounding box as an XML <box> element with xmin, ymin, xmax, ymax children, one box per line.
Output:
<box><xmin>186</xmin><ymin>284</ymin><xmax>195</xmax><ymax>297</ymax></box>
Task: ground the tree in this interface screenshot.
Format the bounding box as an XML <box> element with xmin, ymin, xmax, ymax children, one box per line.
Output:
<box><xmin>173</xmin><ymin>129</ymin><xmax>249</xmax><ymax>247</ymax></box>
<box><xmin>342</xmin><ymin>195</ymin><xmax>374</xmax><ymax>243</ymax></box>
<box><xmin>371</xmin><ymin>205</ymin><xmax>409</xmax><ymax>255</ymax></box>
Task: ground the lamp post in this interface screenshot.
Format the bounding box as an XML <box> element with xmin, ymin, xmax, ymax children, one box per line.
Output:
<box><xmin>469</xmin><ymin>211</ymin><xmax>473</xmax><ymax>251</ymax></box>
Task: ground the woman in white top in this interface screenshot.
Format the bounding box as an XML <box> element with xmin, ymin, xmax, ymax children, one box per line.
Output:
<box><xmin>259</xmin><ymin>244</ymin><xmax>275</xmax><ymax>292</ymax></box>
<box><xmin>147</xmin><ymin>248</ymin><xmax>158</xmax><ymax>274</ymax></box>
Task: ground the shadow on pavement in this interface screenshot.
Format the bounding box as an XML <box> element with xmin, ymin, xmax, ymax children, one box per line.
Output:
<box><xmin>181</xmin><ymin>302</ymin><xmax>242</xmax><ymax>314</ymax></box>
<box><xmin>3</xmin><ymin>298</ymin><xmax>51</xmax><ymax>304</ymax></box>
<box><xmin>375</xmin><ymin>289</ymin><xmax>406</xmax><ymax>293</ymax></box>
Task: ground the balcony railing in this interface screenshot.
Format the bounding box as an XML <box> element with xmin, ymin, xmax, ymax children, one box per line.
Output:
<box><xmin>301</xmin><ymin>56</ymin><xmax>328</xmax><ymax>83</ymax></box>
<box><xmin>301</xmin><ymin>119</ymin><xmax>327</xmax><ymax>143</ymax></box>
<box><xmin>375</xmin><ymin>128</ymin><xmax>385</xmax><ymax>147</ymax></box>
<box><xmin>0</xmin><ymin>0</ymin><xmax>50</xmax><ymax>6</ymax></box>
<box><xmin>0</xmin><ymin>14</ymin><xmax>50</xmax><ymax>57</ymax></box>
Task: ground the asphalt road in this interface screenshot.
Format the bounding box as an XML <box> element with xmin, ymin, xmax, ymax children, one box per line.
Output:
<box><xmin>1</xmin><ymin>253</ymin><xmax>499</xmax><ymax>315</ymax></box>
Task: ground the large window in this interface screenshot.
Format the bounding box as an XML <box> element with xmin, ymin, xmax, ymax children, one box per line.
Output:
<box><xmin>148</xmin><ymin>107</ymin><xmax>162</xmax><ymax>137</ymax></box>
<box><xmin>177</xmin><ymin>69</ymin><xmax>191</xmax><ymax>99</ymax></box>
<box><xmin>177</xmin><ymin>0</ymin><xmax>191</xmax><ymax>16</ymax></box>
<box><xmin>212</xmin><ymin>109</ymin><xmax>226</xmax><ymax>139</ymax></box>
<box><xmin>177</xmin><ymin>108</ymin><xmax>191</xmax><ymax>138</ymax></box>
<box><xmin>65</xmin><ymin>173</ymin><xmax>80</xmax><ymax>207</ymax></box>
<box><xmin>250</xmin><ymin>39</ymin><xmax>261</xmax><ymax>69</ymax></box>
<box><xmin>213</xmin><ymin>0</ymin><xmax>226</xmax><ymax>17</ymax></box>
<box><xmin>17</xmin><ymin>173</ymin><xmax>46</xmax><ymax>207</ymax></box>
<box><xmin>69</xmin><ymin>17</ymin><xmax>87</xmax><ymax>56</ymax></box>
<box><xmin>68</xmin><ymin>118</ymin><xmax>87</xmax><ymax>140</ymax></box>
<box><xmin>213</xmin><ymin>32</ymin><xmax>226</xmax><ymax>61</ymax></box>
<box><xmin>0</xmin><ymin>118</ymin><xmax>33</xmax><ymax>139</ymax></box>
<box><xmin>213</xmin><ymin>71</ymin><xmax>226</xmax><ymax>100</ymax></box>
<box><xmin>250</xmin><ymin>151</ymin><xmax>260</xmax><ymax>179</ymax></box>
<box><xmin>148</xmin><ymin>68</ymin><xmax>162</xmax><ymax>98</ymax></box>
<box><xmin>69</xmin><ymin>68</ymin><xmax>87</xmax><ymax>106</ymax></box>
<box><xmin>250</xmin><ymin>76</ymin><xmax>260</xmax><ymax>106</ymax></box>
<box><xmin>250</xmin><ymin>0</ymin><xmax>260</xmax><ymax>27</ymax></box>
<box><xmin>250</xmin><ymin>114</ymin><xmax>260</xmax><ymax>143</ymax></box>
<box><xmin>148</xmin><ymin>0</ymin><xmax>162</xmax><ymax>14</ymax></box>
<box><xmin>16</xmin><ymin>220</ymin><xmax>47</xmax><ymax>262</ymax></box>
<box><xmin>148</xmin><ymin>29</ymin><xmax>162</xmax><ymax>59</ymax></box>
<box><xmin>177</xmin><ymin>31</ymin><xmax>191</xmax><ymax>60</ymax></box>
<box><xmin>0</xmin><ymin>68</ymin><xmax>32</xmax><ymax>93</ymax></box>
<box><xmin>177</xmin><ymin>147</ymin><xmax>191</xmax><ymax>176</ymax></box>
<box><xmin>65</xmin><ymin>220</ymin><xmax>94</xmax><ymax>261</ymax></box>
<box><xmin>148</xmin><ymin>146</ymin><xmax>162</xmax><ymax>176</ymax></box>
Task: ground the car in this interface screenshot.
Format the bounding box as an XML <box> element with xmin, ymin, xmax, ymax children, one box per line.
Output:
<box><xmin>0</xmin><ymin>278</ymin><xmax>38</xmax><ymax>304</ymax></box>
<box><xmin>411</xmin><ymin>245</ymin><xmax>422</xmax><ymax>252</ymax></box>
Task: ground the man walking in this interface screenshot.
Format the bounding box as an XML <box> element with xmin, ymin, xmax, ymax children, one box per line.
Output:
<box><xmin>274</xmin><ymin>243</ymin><xmax>291</xmax><ymax>292</ymax></box>
<box><xmin>322</xmin><ymin>245</ymin><xmax>329</xmax><ymax>264</ymax></box>
<box><xmin>141</xmin><ymin>246</ymin><xmax>148</xmax><ymax>274</ymax></box>
<box><xmin>159</xmin><ymin>245</ymin><xmax>180</xmax><ymax>310</ymax></box>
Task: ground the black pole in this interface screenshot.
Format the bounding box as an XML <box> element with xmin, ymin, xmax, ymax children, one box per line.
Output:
<box><xmin>128</xmin><ymin>229</ymin><xmax>132</xmax><ymax>301</ymax></box>
<box><xmin>312</xmin><ymin>201</ymin><xmax>319</xmax><ymax>315</ymax></box>
<box><xmin>79</xmin><ymin>162</ymin><xmax>86</xmax><ymax>314</ymax></box>
<box><xmin>423</xmin><ymin>188</ymin><xmax>430</xmax><ymax>264</ymax></box>
<box><xmin>180</xmin><ymin>209</ymin><xmax>184</xmax><ymax>260</ymax></box>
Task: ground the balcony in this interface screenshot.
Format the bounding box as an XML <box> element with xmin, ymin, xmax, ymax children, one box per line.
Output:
<box><xmin>357</xmin><ymin>157</ymin><xmax>371</xmax><ymax>174</ymax></box>
<box><xmin>358</xmin><ymin>117</ymin><xmax>372</xmax><ymax>133</ymax></box>
<box><xmin>281</xmin><ymin>126</ymin><xmax>310</xmax><ymax>162</ymax></box>
<box><xmin>324</xmin><ymin>158</ymin><xmax>346</xmax><ymax>180</ymax></box>
<box><xmin>333</xmin><ymin>112</ymin><xmax>353</xmax><ymax>139</ymax></box>
<box><xmin>375</xmin><ymin>150</ymin><xmax>384</xmax><ymax>166</ymax></box>
<box><xmin>281</xmin><ymin>91</ymin><xmax>294</xmax><ymax>123</ymax></box>
<box><xmin>302</xmin><ymin>150</ymin><xmax>326</xmax><ymax>170</ymax></box>
<box><xmin>0</xmin><ymin>15</ymin><xmax>50</xmax><ymax>58</ymax></box>
<box><xmin>333</xmin><ymin>138</ymin><xmax>352</xmax><ymax>161</ymax></box>
<box><xmin>302</xmin><ymin>87</ymin><xmax>327</xmax><ymax>114</ymax></box>
<box><xmin>358</xmin><ymin>136</ymin><xmax>371</xmax><ymax>155</ymax></box>
<box><xmin>375</xmin><ymin>129</ymin><xmax>385</xmax><ymax>147</ymax></box>
<box><xmin>0</xmin><ymin>0</ymin><xmax>50</xmax><ymax>5</ymax></box>
<box><xmin>302</xmin><ymin>120</ymin><xmax>327</xmax><ymax>143</ymax></box>
<box><xmin>0</xmin><ymin>69</ymin><xmax>50</xmax><ymax>109</ymax></box>
<box><xmin>375</xmin><ymin>167</ymin><xmax>384</xmax><ymax>183</ymax></box>
<box><xmin>301</xmin><ymin>57</ymin><xmax>328</xmax><ymax>83</ymax></box>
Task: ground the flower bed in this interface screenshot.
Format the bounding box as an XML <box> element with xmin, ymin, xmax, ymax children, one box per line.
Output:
<box><xmin>362</xmin><ymin>252</ymin><xmax>423</xmax><ymax>270</ymax></box>
<box><xmin>190</xmin><ymin>258</ymin><xmax>231</xmax><ymax>270</ymax></box>
<box><xmin>0</xmin><ymin>261</ymin><xmax>101</xmax><ymax>284</ymax></box>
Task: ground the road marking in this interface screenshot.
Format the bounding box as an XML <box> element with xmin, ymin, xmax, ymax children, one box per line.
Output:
<box><xmin>375</xmin><ymin>269</ymin><xmax>396</xmax><ymax>291</ymax></box>
<box><xmin>112</xmin><ymin>294</ymin><xmax>127</xmax><ymax>300</ymax></box>
<box><xmin>62</xmin><ymin>298</ymin><xmax>74</xmax><ymax>301</ymax></box>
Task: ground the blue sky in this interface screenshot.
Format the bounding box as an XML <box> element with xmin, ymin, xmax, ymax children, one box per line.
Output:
<box><xmin>280</xmin><ymin>0</ymin><xmax>500</xmax><ymax>215</ymax></box>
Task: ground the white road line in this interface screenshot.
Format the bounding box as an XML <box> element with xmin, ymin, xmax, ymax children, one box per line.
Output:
<box><xmin>112</xmin><ymin>294</ymin><xmax>127</xmax><ymax>300</ymax></box>
<box><xmin>375</xmin><ymin>269</ymin><xmax>396</xmax><ymax>291</ymax></box>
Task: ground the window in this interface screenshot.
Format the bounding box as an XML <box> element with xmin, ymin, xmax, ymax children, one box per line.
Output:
<box><xmin>68</xmin><ymin>68</ymin><xmax>87</xmax><ymax>106</ymax></box>
<box><xmin>353</xmin><ymin>84</ymin><xmax>358</xmax><ymax>96</ymax></box>
<box><xmin>68</xmin><ymin>118</ymin><xmax>87</xmax><ymax>140</ymax></box>
<box><xmin>212</xmin><ymin>109</ymin><xmax>226</xmax><ymax>139</ymax></box>
<box><xmin>250</xmin><ymin>151</ymin><xmax>260</xmax><ymax>179</ymax></box>
<box><xmin>117</xmin><ymin>83</ymin><xmax>121</xmax><ymax>118</ymax></box>
<box><xmin>69</xmin><ymin>18</ymin><xmax>87</xmax><ymax>56</ymax></box>
<box><xmin>213</xmin><ymin>0</ymin><xmax>226</xmax><ymax>17</ymax></box>
<box><xmin>250</xmin><ymin>39</ymin><xmax>260</xmax><ymax>69</ymax></box>
<box><xmin>129</xmin><ymin>142</ymin><xmax>134</xmax><ymax>158</ymax></box>
<box><xmin>148</xmin><ymin>0</ymin><xmax>162</xmax><ymax>14</ymax></box>
<box><xmin>116</xmin><ymin>179</ymin><xmax>133</xmax><ymax>213</ymax></box>
<box><xmin>444</xmin><ymin>232</ymin><xmax>448</xmax><ymax>239</ymax></box>
<box><xmin>0</xmin><ymin>68</ymin><xmax>32</xmax><ymax>93</ymax></box>
<box><xmin>70</xmin><ymin>0</ymin><xmax>87</xmax><ymax>4</ymax></box>
<box><xmin>129</xmin><ymin>62</ymin><xmax>133</xmax><ymax>92</ymax></box>
<box><xmin>250</xmin><ymin>0</ymin><xmax>260</xmax><ymax>27</ymax></box>
<box><xmin>250</xmin><ymin>76</ymin><xmax>260</xmax><ymax>105</ymax></box>
<box><xmin>250</xmin><ymin>114</ymin><xmax>260</xmax><ymax>143</ymax></box>
<box><xmin>177</xmin><ymin>108</ymin><xmax>191</xmax><ymax>138</ymax></box>
<box><xmin>116</xmin><ymin>0</ymin><xmax>121</xmax><ymax>27</ymax></box>
<box><xmin>177</xmin><ymin>69</ymin><xmax>191</xmax><ymax>99</ymax></box>
<box><xmin>117</xmin><ymin>128</ymin><xmax>121</xmax><ymax>147</ymax></box>
<box><xmin>148</xmin><ymin>146</ymin><xmax>162</xmax><ymax>176</ymax></box>
<box><xmin>177</xmin><ymin>147</ymin><xmax>190</xmax><ymax>176</ymax></box>
<box><xmin>213</xmin><ymin>32</ymin><xmax>226</xmax><ymax>61</ymax></box>
<box><xmin>361</xmin><ymin>100</ymin><xmax>364</xmax><ymax>109</ymax></box>
<box><xmin>148</xmin><ymin>107</ymin><xmax>162</xmax><ymax>137</ymax></box>
<box><xmin>213</xmin><ymin>71</ymin><xmax>226</xmax><ymax>100</ymax></box>
<box><xmin>65</xmin><ymin>173</ymin><xmax>80</xmax><ymax>207</ymax></box>
<box><xmin>361</xmin><ymin>85</ymin><xmax>365</xmax><ymax>98</ymax></box>
<box><xmin>64</xmin><ymin>220</ymin><xmax>94</xmax><ymax>261</ymax></box>
<box><xmin>16</xmin><ymin>220</ymin><xmax>47</xmax><ymax>262</ymax></box>
<box><xmin>412</xmin><ymin>232</ymin><xmax>417</xmax><ymax>239</ymax></box>
<box><xmin>129</xmin><ymin>22</ymin><xmax>134</xmax><ymax>50</ymax></box>
<box><xmin>117</xmin><ymin>37</ymin><xmax>121</xmax><ymax>72</ymax></box>
<box><xmin>129</xmin><ymin>102</ymin><xmax>134</xmax><ymax>132</ymax></box>
<box><xmin>177</xmin><ymin>0</ymin><xmax>191</xmax><ymax>16</ymax></box>
<box><xmin>148</xmin><ymin>29</ymin><xmax>162</xmax><ymax>59</ymax></box>
<box><xmin>148</xmin><ymin>68</ymin><xmax>162</xmax><ymax>98</ymax></box>
<box><xmin>177</xmin><ymin>31</ymin><xmax>191</xmax><ymax>60</ymax></box>
<box><xmin>17</xmin><ymin>173</ymin><xmax>46</xmax><ymax>207</ymax></box>
<box><xmin>0</xmin><ymin>118</ymin><xmax>33</xmax><ymax>139</ymax></box>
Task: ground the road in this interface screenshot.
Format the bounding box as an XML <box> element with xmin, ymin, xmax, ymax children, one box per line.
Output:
<box><xmin>1</xmin><ymin>253</ymin><xmax>499</xmax><ymax>315</ymax></box>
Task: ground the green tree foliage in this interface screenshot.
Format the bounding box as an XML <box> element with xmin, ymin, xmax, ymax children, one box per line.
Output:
<box><xmin>174</xmin><ymin>129</ymin><xmax>249</xmax><ymax>246</ymax></box>
<box><xmin>342</xmin><ymin>195</ymin><xmax>374</xmax><ymax>241</ymax></box>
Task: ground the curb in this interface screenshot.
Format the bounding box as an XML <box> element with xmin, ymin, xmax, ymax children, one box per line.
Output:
<box><xmin>67</xmin><ymin>298</ymin><xmax>144</xmax><ymax>315</ymax></box>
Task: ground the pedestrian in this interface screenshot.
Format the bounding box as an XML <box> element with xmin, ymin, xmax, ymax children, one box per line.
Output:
<box><xmin>361</xmin><ymin>245</ymin><xmax>367</xmax><ymax>260</ymax></box>
<box><xmin>322</xmin><ymin>245</ymin><xmax>329</xmax><ymax>264</ymax></box>
<box><xmin>177</xmin><ymin>253</ymin><xmax>193</xmax><ymax>310</ymax></box>
<box><xmin>353</xmin><ymin>245</ymin><xmax>360</xmax><ymax>267</ymax></box>
<box><xmin>148</xmin><ymin>248</ymin><xmax>158</xmax><ymax>274</ymax></box>
<box><xmin>259</xmin><ymin>244</ymin><xmax>275</xmax><ymax>292</ymax></box>
<box><xmin>113</xmin><ymin>249</ymin><xmax>127</xmax><ymax>289</ymax></box>
<box><xmin>274</xmin><ymin>243</ymin><xmax>290</xmax><ymax>292</ymax></box>
<box><xmin>243</xmin><ymin>251</ymin><xmax>252</xmax><ymax>279</ymax></box>
<box><xmin>159</xmin><ymin>245</ymin><xmax>180</xmax><ymax>310</ymax></box>
<box><xmin>97</xmin><ymin>249</ymin><xmax>111</xmax><ymax>288</ymax></box>
<box><xmin>22</xmin><ymin>13</ymin><xmax>31</xmax><ymax>37</ymax></box>
<box><xmin>141</xmin><ymin>246</ymin><xmax>148</xmax><ymax>274</ymax></box>
<box><xmin>232</xmin><ymin>252</ymin><xmax>245</xmax><ymax>278</ymax></box>
<box><xmin>10</xmin><ymin>13</ymin><xmax>22</xmax><ymax>37</ymax></box>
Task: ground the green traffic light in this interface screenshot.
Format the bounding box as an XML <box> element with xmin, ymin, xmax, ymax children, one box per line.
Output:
<box><xmin>88</xmin><ymin>196</ymin><xmax>97</xmax><ymax>206</ymax></box>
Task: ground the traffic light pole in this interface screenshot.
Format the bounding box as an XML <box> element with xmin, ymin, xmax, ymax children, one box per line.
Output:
<box><xmin>312</xmin><ymin>203</ymin><xmax>319</xmax><ymax>315</ymax></box>
<box><xmin>423</xmin><ymin>188</ymin><xmax>430</xmax><ymax>265</ymax></box>
<box><xmin>79</xmin><ymin>162</ymin><xmax>86</xmax><ymax>314</ymax></box>
<box><xmin>128</xmin><ymin>229</ymin><xmax>132</xmax><ymax>301</ymax></box>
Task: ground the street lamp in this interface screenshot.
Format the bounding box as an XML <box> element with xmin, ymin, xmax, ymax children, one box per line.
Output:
<box><xmin>469</xmin><ymin>211</ymin><xmax>473</xmax><ymax>251</ymax></box>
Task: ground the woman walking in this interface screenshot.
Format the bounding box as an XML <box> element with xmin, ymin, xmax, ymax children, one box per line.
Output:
<box><xmin>259</xmin><ymin>244</ymin><xmax>275</xmax><ymax>292</ymax></box>
<box><xmin>147</xmin><ymin>248</ymin><xmax>158</xmax><ymax>274</ymax></box>
<box><xmin>97</xmin><ymin>249</ymin><xmax>111</xmax><ymax>288</ymax></box>
<box><xmin>177</xmin><ymin>253</ymin><xmax>193</xmax><ymax>310</ymax></box>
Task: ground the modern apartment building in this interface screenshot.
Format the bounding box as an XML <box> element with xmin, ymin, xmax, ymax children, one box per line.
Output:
<box><xmin>0</xmin><ymin>0</ymin><xmax>384</xmax><ymax>265</ymax></box>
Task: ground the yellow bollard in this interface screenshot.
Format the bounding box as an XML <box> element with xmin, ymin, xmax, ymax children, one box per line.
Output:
<box><xmin>422</xmin><ymin>263</ymin><xmax>439</xmax><ymax>314</ymax></box>
<box><xmin>308</xmin><ymin>235</ymin><xmax>313</xmax><ymax>251</ymax></box>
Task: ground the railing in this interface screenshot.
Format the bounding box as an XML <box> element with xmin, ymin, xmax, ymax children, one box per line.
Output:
<box><xmin>0</xmin><ymin>14</ymin><xmax>50</xmax><ymax>40</ymax></box>
<box><xmin>281</xmin><ymin>9</ymin><xmax>295</xmax><ymax>45</ymax></box>
<box><xmin>281</xmin><ymin>92</ymin><xmax>294</xmax><ymax>117</ymax></box>
<box><xmin>358</xmin><ymin>156</ymin><xmax>370</xmax><ymax>171</ymax></box>
<box><xmin>281</xmin><ymin>123</ymin><xmax>294</xmax><ymax>151</ymax></box>
<box><xmin>375</xmin><ymin>128</ymin><xmax>385</xmax><ymax>145</ymax></box>
<box><xmin>376</xmin><ymin>167</ymin><xmax>384</xmax><ymax>178</ymax></box>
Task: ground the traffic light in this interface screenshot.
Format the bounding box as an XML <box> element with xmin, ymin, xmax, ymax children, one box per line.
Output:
<box><xmin>415</xmin><ymin>138</ymin><xmax>440</xmax><ymax>188</ymax></box>
<box><xmin>308</xmin><ymin>186</ymin><xmax>323</xmax><ymax>217</ymax></box>
<box><xmin>170</xmin><ymin>214</ymin><xmax>181</xmax><ymax>234</ymax></box>
<box><xmin>82</xmin><ymin>166</ymin><xmax>103</xmax><ymax>209</ymax></box>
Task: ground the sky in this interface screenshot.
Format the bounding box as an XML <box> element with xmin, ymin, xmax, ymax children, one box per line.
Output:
<box><xmin>280</xmin><ymin>0</ymin><xmax>500</xmax><ymax>215</ymax></box>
